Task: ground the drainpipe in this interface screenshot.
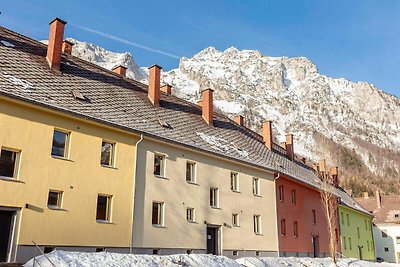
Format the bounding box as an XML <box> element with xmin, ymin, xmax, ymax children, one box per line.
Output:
<box><xmin>274</xmin><ymin>173</ymin><xmax>280</xmax><ymax>257</ymax></box>
<box><xmin>130</xmin><ymin>133</ymin><xmax>144</xmax><ymax>254</ymax></box>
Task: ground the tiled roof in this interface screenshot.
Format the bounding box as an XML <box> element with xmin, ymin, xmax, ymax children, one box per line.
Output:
<box><xmin>337</xmin><ymin>188</ymin><xmax>372</xmax><ymax>216</ymax></box>
<box><xmin>355</xmin><ymin>195</ymin><xmax>400</xmax><ymax>224</ymax></box>
<box><xmin>0</xmin><ymin>26</ymin><xmax>366</xmax><ymax>215</ymax></box>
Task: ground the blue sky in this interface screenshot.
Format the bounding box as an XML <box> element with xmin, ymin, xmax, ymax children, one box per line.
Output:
<box><xmin>1</xmin><ymin>1</ymin><xmax>400</xmax><ymax>97</ymax></box>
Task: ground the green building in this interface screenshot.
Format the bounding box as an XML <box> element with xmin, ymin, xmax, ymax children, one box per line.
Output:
<box><xmin>338</xmin><ymin>191</ymin><xmax>375</xmax><ymax>260</ymax></box>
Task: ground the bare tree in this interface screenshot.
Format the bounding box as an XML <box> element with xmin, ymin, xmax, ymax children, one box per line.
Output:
<box><xmin>318</xmin><ymin>160</ymin><xmax>339</xmax><ymax>265</ymax></box>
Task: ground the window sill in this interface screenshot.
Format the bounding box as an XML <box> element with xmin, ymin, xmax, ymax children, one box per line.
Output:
<box><xmin>186</xmin><ymin>181</ymin><xmax>199</xmax><ymax>186</ymax></box>
<box><xmin>152</xmin><ymin>224</ymin><xmax>166</xmax><ymax>228</ymax></box>
<box><xmin>233</xmin><ymin>225</ymin><xmax>240</xmax><ymax>227</ymax></box>
<box><xmin>52</xmin><ymin>155</ymin><xmax>73</xmax><ymax>162</ymax></box>
<box><xmin>210</xmin><ymin>206</ymin><xmax>221</xmax><ymax>210</ymax></box>
<box><xmin>255</xmin><ymin>233</ymin><xmax>264</xmax><ymax>236</ymax></box>
<box><xmin>154</xmin><ymin>175</ymin><xmax>169</xmax><ymax>180</ymax></box>
<box><xmin>232</xmin><ymin>190</ymin><xmax>241</xmax><ymax>193</ymax></box>
<box><xmin>0</xmin><ymin>176</ymin><xmax>25</xmax><ymax>183</ymax></box>
<box><xmin>96</xmin><ymin>220</ymin><xmax>113</xmax><ymax>224</ymax></box>
<box><xmin>187</xmin><ymin>220</ymin><xmax>198</xmax><ymax>224</ymax></box>
<box><xmin>47</xmin><ymin>206</ymin><xmax>66</xmax><ymax>211</ymax></box>
<box><xmin>101</xmin><ymin>164</ymin><xmax>117</xmax><ymax>170</ymax></box>
<box><xmin>253</xmin><ymin>194</ymin><xmax>262</xmax><ymax>198</ymax></box>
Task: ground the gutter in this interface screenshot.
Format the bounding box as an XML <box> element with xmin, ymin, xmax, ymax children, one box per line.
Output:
<box><xmin>130</xmin><ymin>133</ymin><xmax>144</xmax><ymax>254</ymax></box>
<box><xmin>273</xmin><ymin>172</ymin><xmax>281</xmax><ymax>257</ymax></box>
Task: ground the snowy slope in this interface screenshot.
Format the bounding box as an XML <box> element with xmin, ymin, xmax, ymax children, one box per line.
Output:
<box><xmin>63</xmin><ymin>40</ymin><xmax>400</xmax><ymax>194</ymax></box>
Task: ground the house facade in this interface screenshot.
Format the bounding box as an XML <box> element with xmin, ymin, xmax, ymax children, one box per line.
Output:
<box><xmin>355</xmin><ymin>192</ymin><xmax>400</xmax><ymax>263</ymax></box>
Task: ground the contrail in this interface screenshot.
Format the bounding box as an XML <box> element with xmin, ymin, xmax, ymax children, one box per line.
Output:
<box><xmin>71</xmin><ymin>24</ymin><xmax>181</xmax><ymax>59</ymax></box>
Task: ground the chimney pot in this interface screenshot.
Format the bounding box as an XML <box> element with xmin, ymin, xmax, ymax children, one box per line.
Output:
<box><xmin>197</xmin><ymin>100</ymin><xmax>202</xmax><ymax>107</ymax></box>
<box><xmin>160</xmin><ymin>84</ymin><xmax>172</xmax><ymax>95</ymax></box>
<box><xmin>235</xmin><ymin>115</ymin><xmax>244</xmax><ymax>126</ymax></box>
<box><xmin>47</xmin><ymin>18</ymin><xmax>67</xmax><ymax>70</ymax></box>
<box><xmin>330</xmin><ymin>166</ymin><xmax>339</xmax><ymax>187</ymax></box>
<box><xmin>112</xmin><ymin>65</ymin><xmax>127</xmax><ymax>77</ymax></box>
<box><xmin>262</xmin><ymin>121</ymin><xmax>273</xmax><ymax>150</ymax></box>
<box><xmin>376</xmin><ymin>190</ymin><xmax>381</xmax><ymax>209</ymax></box>
<box><xmin>62</xmin><ymin>40</ymin><xmax>74</xmax><ymax>55</ymax></box>
<box><xmin>318</xmin><ymin>159</ymin><xmax>326</xmax><ymax>173</ymax></box>
<box><xmin>201</xmin><ymin>89</ymin><xmax>214</xmax><ymax>125</ymax></box>
<box><xmin>148</xmin><ymin>65</ymin><xmax>162</xmax><ymax>106</ymax></box>
<box><xmin>285</xmin><ymin>134</ymin><xmax>294</xmax><ymax>161</ymax></box>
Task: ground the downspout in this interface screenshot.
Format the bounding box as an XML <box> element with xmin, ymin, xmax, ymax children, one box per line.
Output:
<box><xmin>274</xmin><ymin>172</ymin><xmax>280</xmax><ymax>257</ymax></box>
<box><xmin>130</xmin><ymin>133</ymin><xmax>144</xmax><ymax>254</ymax></box>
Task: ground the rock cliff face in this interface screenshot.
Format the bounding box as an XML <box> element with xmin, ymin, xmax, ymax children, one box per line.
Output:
<box><xmin>68</xmin><ymin>40</ymin><xmax>400</xmax><ymax>196</ymax></box>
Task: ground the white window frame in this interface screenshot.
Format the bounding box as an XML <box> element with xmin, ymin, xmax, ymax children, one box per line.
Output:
<box><xmin>230</xmin><ymin>172</ymin><xmax>239</xmax><ymax>192</ymax></box>
<box><xmin>186</xmin><ymin>161</ymin><xmax>196</xmax><ymax>183</ymax></box>
<box><xmin>47</xmin><ymin>190</ymin><xmax>63</xmax><ymax>209</ymax></box>
<box><xmin>0</xmin><ymin>147</ymin><xmax>21</xmax><ymax>180</ymax></box>
<box><xmin>232</xmin><ymin>213</ymin><xmax>239</xmax><ymax>227</ymax></box>
<box><xmin>153</xmin><ymin>153</ymin><xmax>166</xmax><ymax>177</ymax></box>
<box><xmin>210</xmin><ymin>187</ymin><xmax>219</xmax><ymax>208</ymax></box>
<box><xmin>253</xmin><ymin>215</ymin><xmax>262</xmax><ymax>235</ymax></box>
<box><xmin>186</xmin><ymin>207</ymin><xmax>195</xmax><ymax>222</ymax></box>
<box><xmin>51</xmin><ymin>129</ymin><xmax>70</xmax><ymax>159</ymax></box>
<box><xmin>152</xmin><ymin>201</ymin><xmax>165</xmax><ymax>226</ymax></box>
<box><xmin>253</xmin><ymin>177</ymin><xmax>261</xmax><ymax>196</ymax></box>
<box><xmin>100</xmin><ymin>140</ymin><xmax>116</xmax><ymax>167</ymax></box>
<box><xmin>96</xmin><ymin>194</ymin><xmax>112</xmax><ymax>223</ymax></box>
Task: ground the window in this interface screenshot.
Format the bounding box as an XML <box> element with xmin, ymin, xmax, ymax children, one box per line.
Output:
<box><xmin>382</xmin><ymin>230</ymin><xmax>388</xmax><ymax>238</ymax></box>
<box><xmin>152</xmin><ymin>202</ymin><xmax>164</xmax><ymax>226</ymax></box>
<box><xmin>291</xmin><ymin>189</ymin><xmax>296</xmax><ymax>205</ymax></box>
<box><xmin>233</xmin><ymin>251</ymin><xmax>238</xmax><ymax>256</ymax></box>
<box><xmin>395</xmin><ymin>214</ymin><xmax>399</xmax><ymax>218</ymax></box>
<box><xmin>210</xmin><ymin>188</ymin><xmax>219</xmax><ymax>208</ymax></box>
<box><xmin>293</xmin><ymin>221</ymin><xmax>298</xmax><ymax>237</ymax></box>
<box><xmin>100</xmin><ymin>141</ymin><xmax>115</xmax><ymax>167</ymax></box>
<box><xmin>278</xmin><ymin>185</ymin><xmax>284</xmax><ymax>202</ymax></box>
<box><xmin>230</xmin><ymin>172</ymin><xmax>239</xmax><ymax>192</ymax></box>
<box><xmin>384</xmin><ymin>247</ymin><xmax>389</xmax><ymax>252</ymax></box>
<box><xmin>232</xmin><ymin>213</ymin><xmax>239</xmax><ymax>227</ymax></box>
<box><xmin>340</xmin><ymin>212</ymin><xmax>344</xmax><ymax>224</ymax></box>
<box><xmin>255</xmin><ymin>251</ymin><xmax>260</xmax><ymax>256</ymax></box>
<box><xmin>335</xmin><ymin>228</ymin><xmax>339</xmax><ymax>242</ymax></box>
<box><xmin>253</xmin><ymin>215</ymin><xmax>261</xmax><ymax>235</ymax></box>
<box><xmin>47</xmin><ymin>190</ymin><xmax>63</xmax><ymax>209</ymax></box>
<box><xmin>51</xmin><ymin>129</ymin><xmax>69</xmax><ymax>158</ymax></box>
<box><xmin>367</xmin><ymin>240</ymin><xmax>370</xmax><ymax>251</ymax></box>
<box><xmin>187</xmin><ymin>250</ymin><xmax>193</xmax><ymax>254</ymax></box>
<box><xmin>96</xmin><ymin>248</ymin><xmax>105</xmax><ymax>252</ymax></box>
<box><xmin>96</xmin><ymin>195</ymin><xmax>112</xmax><ymax>222</ymax></box>
<box><xmin>0</xmin><ymin>148</ymin><xmax>20</xmax><ymax>178</ymax></box>
<box><xmin>396</xmin><ymin>236</ymin><xmax>400</xmax><ymax>244</ymax></box>
<box><xmin>349</xmin><ymin>237</ymin><xmax>352</xmax><ymax>250</ymax></box>
<box><xmin>280</xmin><ymin>219</ymin><xmax>286</xmax><ymax>236</ymax></box>
<box><xmin>186</xmin><ymin>208</ymin><xmax>195</xmax><ymax>222</ymax></box>
<box><xmin>43</xmin><ymin>247</ymin><xmax>54</xmax><ymax>254</ymax></box>
<box><xmin>357</xmin><ymin>227</ymin><xmax>360</xmax><ymax>238</ymax></box>
<box><xmin>346</xmin><ymin>214</ymin><xmax>350</xmax><ymax>226</ymax></box>
<box><xmin>153</xmin><ymin>154</ymin><xmax>165</xmax><ymax>177</ymax></box>
<box><xmin>186</xmin><ymin>161</ymin><xmax>196</xmax><ymax>183</ymax></box>
<box><xmin>365</xmin><ymin>220</ymin><xmax>368</xmax><ymax>230</ymax></box>
<box><xmin>253</xmin><ymin>177</ymin><xmax>260</xmax><ymax>196</ymax></box>
<box><xmin>153</xmin><ymin>249</ymin><xmax>160</xmax><ymax>255</ymax></box>
<box><xmin>342</xmin><ymin>237</ymin><xmax>347</xmax><ymax>250</ymax></box>
<box><xmin>312</xmin><ymin>209</ymin><xmax>316</xmax><ymax>224</ymax></box>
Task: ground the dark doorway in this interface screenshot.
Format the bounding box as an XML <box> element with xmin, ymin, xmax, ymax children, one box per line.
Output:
<box><xmin>206</xmin><ymin>226</ymin><xmax>219</xmax><ymax>255</ymax></box>
<box><xmin>312</xmin><ymin>236</ymin><xmax>319</xmax><ymax>258</ymax></box>
<box><xmin>0</xmin><ymin>210</ymin><xmax>14</xmax><ymax>262</ymax></box>
<box><xmin>358</xmin><ymin>246</ymin><xmax>363</xmax><ymax>260</ymax></box>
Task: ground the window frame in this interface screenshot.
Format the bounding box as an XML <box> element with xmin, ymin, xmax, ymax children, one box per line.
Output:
<box><xmin>186</xmin><ymin>207</ymin><xmax>195</xmax><ymax>223</ymax></box>
<box><xmin>51</xmin><ymin>129</ymin><xmax>70</xmax><ymax>159</ymax></box>
<box><xmin>96</xmin><ymin>194</ymin><xmax>112</xmax><ymax>223</ymax></box>
<box><xmin>153</xmin><ymin>153</ymin><xmax>166</xmax><ymax>177</ymax></box>
<box><xmin>293</xmin><ymin>221</ymin><xmax>299</xmax><ymax>238</ymax></box>
<box><xmin>210</xmin><ymin>187</ymin><xmax>219</xmax><ymax>208</ymax></box>
<box><xmin>186</xmin><ymin>161</ymin><xmax>196</xmax><ymax>183</ymax></box>
<box><xmin>47</xmin><ymin>190</ymin><xmax>63</xmax><ymax>209</ymax></box>
<box><xmin>232</xmin><ymin>213</ymin><xmax>240</xmax><ymax>227</ymax></box>
<box><xmin>346</xmin><ymin>213</ymin><xmax>350</xmax><ymax>226</ymax></box>
<box><xmin>281</xmin><ymin>219</ymin><xmax>286</xmax><ymax>236</ymax></box>
<box><xmin>252</xmin><ymin>177</ymin><xmax>261</xmax><ymax>196</ymax></box>
<box><xmin>278</xmin><ymin>185</ymin><xmax>284</xmax><ymax>202</ymax></box>
<box><xmin>230</xmin><ymin>172</ymin><xmax>240</xmax><ymax>192</ymax></box>
<box><xmin>152</xmin><ymin>201</ymin><xmax>165</xmax><ymax>226</ymax></box>
<box><xmin>0</xmin><ymin>147</ymin><xmax>21</xmax><ymax>180</ymax></box>
<box><xmin>312</xmin><ymin>209</ymin><xmax>316</xmax><ymax>224</ymax></box>
<box><xmin>100</xmin><ymin>140</ymin><xmax>116</xmax><ymax>167</ymax></box>
<box><xmin>253</xmin><ymin>215</ymin><xmax>262</xmax><ymax>235</ymax></box>
<box><xmin>291</xmin><ymin>189</ymin><xmax>296</xmax><ymax>205</ymax></box>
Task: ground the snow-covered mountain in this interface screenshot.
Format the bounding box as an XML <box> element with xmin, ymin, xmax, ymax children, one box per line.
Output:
<box><xmin>66</xmin><ymin>39</ymin><xmax>400</xmax><ymax>195</ymax></box>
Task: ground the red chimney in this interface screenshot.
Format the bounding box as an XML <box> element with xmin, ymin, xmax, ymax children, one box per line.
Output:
<box><xmin>62</xmin><ymin>40</ymin><xmax>74</xmax><ymax>55</ymax></box>
<box><xmin>262</xmin><ymin>121</ymin><xmax>273</xmax><ymax>150</ymax></box>
<box><xmin>47</xmin><ymin>18</ymin><xmax>67</xmax><ymax>70</ymax></box>
<box><xmin>331</xmin><ymin>167</ymin><xmax>339</xmax><ymax>187</ymax></box>
<box><xmin>235</xmin><ymin>115</ymin><xmax>244</xmax><ymax>126</ymax></box>
<box><xmin>112</xmin><ymin>65</ymin><xmax>127</xmax><ymax>77</ymax></box>
<box><xmin>285</xmin><ymin>134</ymin><xmax>294</xmax><ymax>161</ymax></box>
<box><xmin>160</xmin><ymin>84</ymin><xmax>172</xmax><ymax>95</ymax></box>
<box><xmin>201</xmin><ymin>89</ymin><xmax>214</xmax><ymax>125</ymax></box>
<box><xmin>318</xmin><ymin>159</ymin><xmax>326</xmax><ymax>173</ymax></box>
<box><xmin>148</xmin><ymin>65</ymin><xmax>161</xmax><ymax>106</ymax></box>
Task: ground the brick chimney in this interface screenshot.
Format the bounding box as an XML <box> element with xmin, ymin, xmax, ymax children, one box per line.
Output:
<box><xmin>47</xmin><ymin>18</ymin><xmax>67</xmax><ymax>70</ymax></box>
<box><xmin>318</xmin><ymin>159</ymin><xmax>326</xmax><ymax>173</ymax></box>
<box><xmin>62</xmin><ymin>40</ymin><xmax>74</xmax><ymax>55</ymax></box>
<box><xmin>331</xmin><ymin>166</ymin><xmax>339</xmax><ymax>187</ymax></box>
<box><xmin>160</xmin><ymin>84</ymin><xmax>172</xmax><ymax>95</ymax></box>
<box><xmin>201</xmin><ymin>89</ymin><xmax>214</xmax><ymax>125</ymax></box>
<box><xmin>262</xmin><ymin>121</ymin><xmax>273</xmax><ymax>150</ymax></box>
<box><xmin>112</xmin><ymin>65</ymin><xmax>127</xmax><ymax>77</ymax></box>
<box><xmin>285</xmin><ymin>134</ymin><xmax>294</xmax><ymax>161</ymax></box>
<box><xmin>376</xmin><ymin>190</ymin><xmax>381</xmax><ymax>209</ymax></box>
<box><xmin>235</xmin><ymin>115</ymin><xmax>244</xmax><ymax>126</ymax></box>
<box><xmin>148</xmin><ymin>65</ymin><xmax>162</xmax><ymax>106</ymax></box>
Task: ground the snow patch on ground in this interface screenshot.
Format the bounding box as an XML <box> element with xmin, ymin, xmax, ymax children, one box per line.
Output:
<box><xmin>1</xmin><ymin>40</ymin><xmax>15</xmax><ymax>47</ymax></box>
